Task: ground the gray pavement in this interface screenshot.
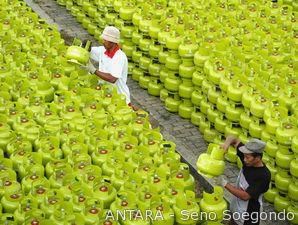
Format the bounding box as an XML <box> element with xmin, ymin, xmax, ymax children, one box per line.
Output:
<box><xmin>23</xmin><ymin>0</ymin><xmax>289</xmax><ymax>224</ymax></box>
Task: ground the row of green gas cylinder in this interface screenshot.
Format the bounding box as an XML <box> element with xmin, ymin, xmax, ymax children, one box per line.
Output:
<box><xmin>58</xmin><ymin>0</ymin><xmax>297</xmax><ymax>223</ymax></box>
<box><xmin>0</xmin><ymin>0</ymin><xmax>233</xmax><ymax>224</ymax></box>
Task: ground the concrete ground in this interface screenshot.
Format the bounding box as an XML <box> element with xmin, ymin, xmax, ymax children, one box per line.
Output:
<box><xmin>23</xmin><ymin>0</ymin><xmax>289</xmax><ymax>224</ymax></box>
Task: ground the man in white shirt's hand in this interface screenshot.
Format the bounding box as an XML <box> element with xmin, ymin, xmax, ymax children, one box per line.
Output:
<box><xmin>82</xmin><ymin>61</ymin><xmax>97</xmax><ymax>74</ymax></box>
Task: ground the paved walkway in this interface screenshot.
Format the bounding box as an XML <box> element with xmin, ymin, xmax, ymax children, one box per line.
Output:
<box><xmin>23</xmin><ymin>1</ymin><xmax>288</xmax><ymax>224</ymax></box>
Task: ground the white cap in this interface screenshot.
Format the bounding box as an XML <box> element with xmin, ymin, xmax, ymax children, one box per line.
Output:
<box><xmin>101</xmin><ymin>26</ymin><xmax>120</xmax><ymax>43</ymax></box>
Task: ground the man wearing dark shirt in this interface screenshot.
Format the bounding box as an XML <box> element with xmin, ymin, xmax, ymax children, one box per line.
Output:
<box><xmin>220</xmin><ymin>136</ymin><xmax>271</xmax><ymax>225</ymax></box>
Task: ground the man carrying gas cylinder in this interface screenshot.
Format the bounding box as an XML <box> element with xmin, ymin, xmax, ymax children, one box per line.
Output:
<box><xmin>81</xmin><ymin>26</ymin><xmax>138</xmax><ymax>111</ymax></box>
<box><xmin>218</xmin><ymin>136</ymin><xmax>271</xmax><ymax>225</ymax></box>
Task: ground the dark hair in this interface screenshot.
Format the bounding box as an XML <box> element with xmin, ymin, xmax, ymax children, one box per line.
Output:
<box><xmin>251</xmin><ymin>152</ymin><xmax>263</xmax><ymax>158</ymax></box>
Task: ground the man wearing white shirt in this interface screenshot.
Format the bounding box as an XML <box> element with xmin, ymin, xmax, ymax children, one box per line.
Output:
<box><xmin>82</xmin><ymin>26</ymin><xmax>136</xmax><ymax>110</ymax></box>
